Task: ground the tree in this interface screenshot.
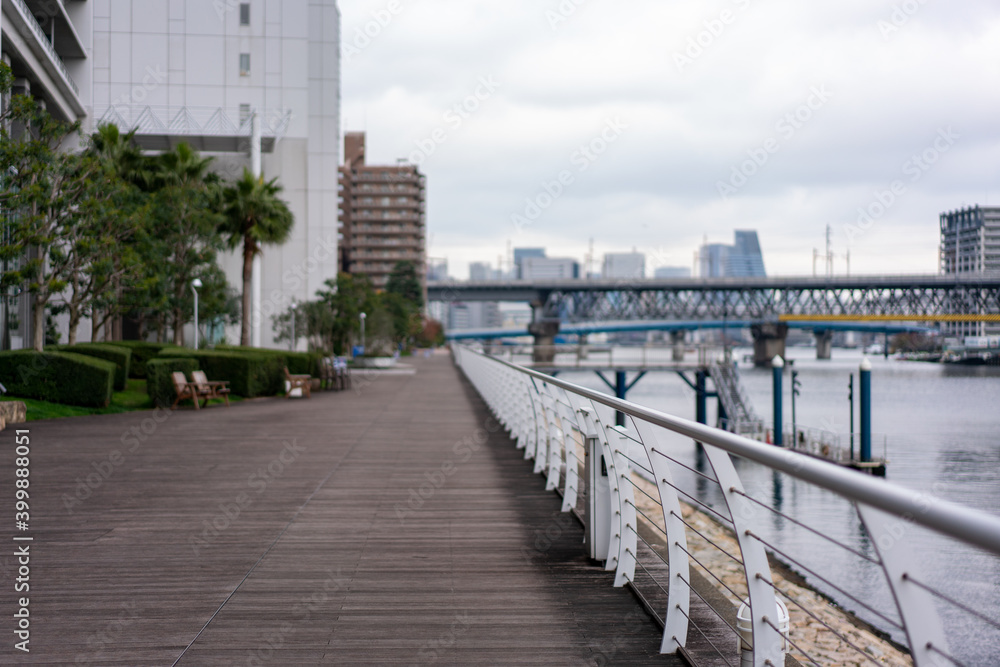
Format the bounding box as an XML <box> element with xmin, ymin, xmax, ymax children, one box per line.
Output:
<box><xmin>0</xmin><ymin>64</ymin><xmax>111</xmax><ymax>351</ymax></box>
<box><xmin>386</xmin><ymin>260</ymin><xmax>423</xmax><ymax>309</ymax></box>
<box><xmin>58</xmin><ymin>125</ymin><xmax>150</xmax><ymax>344</ymax></box>
<box><xmin>147</xmin><ymin>143</ymin><xmax>225</xmax><ymax>345</ymax></box>
<box><xmin>316</xmin><ymin>273</ymin><xmax>377</xmax><ymax>355</ymax></box>
<box><xmin>219</xmin><ymin>168</ymin><xmax>294</xmax><ymax>346</ymax></box>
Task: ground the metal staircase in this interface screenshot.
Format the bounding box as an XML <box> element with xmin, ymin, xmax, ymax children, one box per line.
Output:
<box><xmin>708</xmin><ymin>359</ymin><xmax>763</xmax><ymax>435</ymax></box>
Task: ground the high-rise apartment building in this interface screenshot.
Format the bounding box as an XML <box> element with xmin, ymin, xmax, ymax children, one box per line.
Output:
<box><xmin>940</xmin><ymin>205</ymin><xmax>1000</xmax><ymax>337</ymax></box>
<box><xmin>2</xmin><ymin>0</ymin><xmax>342</xmax><ymax>349</ymax></box>
<box><xmin>338</xmin><ymin>132</ymin><xmax>426</xmax><ymax>291</ymax></box>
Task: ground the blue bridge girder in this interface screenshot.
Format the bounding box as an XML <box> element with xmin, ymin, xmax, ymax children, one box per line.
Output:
<box><xmin>428</xmin><ymin>273</ymin><xmax>1000</xmax><ymax>323</ymax></box>
<box><xmin>443</xmin><ymin>319</ymin><xmax>932</xmax><ymax>341</ymax></box>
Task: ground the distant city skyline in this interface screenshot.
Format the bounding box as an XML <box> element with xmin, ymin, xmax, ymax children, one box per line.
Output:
<box><xmin>341</xmin><ymin>1</ymin><xmax>1000</xmax><ymax>282</ymax></box>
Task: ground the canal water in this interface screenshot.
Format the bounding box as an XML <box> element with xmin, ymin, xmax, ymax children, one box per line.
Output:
<box><xmin>556</xmin><ymin>346</ymin><xmax>1000</xmax><ymax>665</ymax></box>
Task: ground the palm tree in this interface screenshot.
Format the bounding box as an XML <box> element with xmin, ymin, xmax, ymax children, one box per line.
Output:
<box><xmin>220</xmin><ymin>168</ymin><xmax>294</xmax><ymax>346</ymax></box>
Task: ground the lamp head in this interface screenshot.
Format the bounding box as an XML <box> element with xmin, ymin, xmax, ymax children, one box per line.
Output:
<box><xmin>192</xmin><ymin>278</ymin><xmax>203</xmax><ymax>289</ymax></box>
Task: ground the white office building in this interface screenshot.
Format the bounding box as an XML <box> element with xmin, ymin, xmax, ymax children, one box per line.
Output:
<box><xmin>520</xmin><ymin>257</ymin><xmax>579</xmax><ymax>281</ymax></box>
<box><xmin>602</xmin><ymin>252</ymin><xmax>645</xmax><ymax>280</ymax></box>
<box><xmin>1</xmin><ymin>0</ymin><xmax>341</xmax><ymax>349</ymax></box>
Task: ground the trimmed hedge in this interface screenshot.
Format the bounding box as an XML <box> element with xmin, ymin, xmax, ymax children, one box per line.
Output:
<box><xmin>0</xmin><ymin>350</ymin><xmax>115</xmax><ymax>407</ymax></box>
<box><xmin>104</xmin><ymin>341</ymin><xmax>179</xmax><ymax>379</ymax></box>
<box><xmin>50</xmin><ymin>344</ymin><xmax>131</xmax><ymax>390</ymax></box>
<box><xmin>158</xmin><ymin>349</ymin><xmax>284</xmax><ymax>397</ymax></box>
<box><xmin>215</xmin><ymin>346</ymin><xmax>323</xmax><ymax>376</ymax></box>
<box><xmin>146</xmin><ymin>358</ymin><xmax>199</xmax><ymax>408</ymax></box>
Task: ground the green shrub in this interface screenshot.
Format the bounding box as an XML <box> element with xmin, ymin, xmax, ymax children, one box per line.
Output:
<box><xmin>216</xmin><ymin>345</ymin><xmax>323</xmax><ymax>376</ymax></box>
<box><xmin>158</xmin><ymin>349</ymin><xmax>284</xmax><ymax>397</ymax></box>
<box><xmin>145</xmin><ymin>358</ymin><xmax>200</xmax><ymax>408</ymax></box>
<box><xmin>0</xmin><ymin>351</ymin><xmax>115</xmax><ymax>407</ymax></box>
<box><xmin>50</xmin><ymin>344</ymin><xmax>131</xmax><ymax>390</ymax></box>
<box><xmin>104</xmin><ymin>341</ymin><xmax>179</xmax><ymax>379</ymax></box>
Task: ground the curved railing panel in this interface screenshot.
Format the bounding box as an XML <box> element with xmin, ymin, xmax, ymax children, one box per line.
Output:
<box><xmin>453</xmin><ymin>345</ymin><xmax>1000</xmax><ymax>665</ymax></box>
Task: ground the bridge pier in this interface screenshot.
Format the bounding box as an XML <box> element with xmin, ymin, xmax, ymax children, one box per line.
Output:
<box><xmin>815</xmin><ymin>330</ymin><xmax>833</xmax><ymax>360</ymax></box>
<box><xmin>751</xmin><ymin>323</ymin><xmax>788</xmax><ymax>367</ymax></box>
<box><xmin>671</xmin><ymin>330</ymin><xmax>686</xmax><ymax>361</ymax></box>
<box><xmin>528</xmin><ymin>321</ymin><xmax>560</xmax><ymax>363</ymax></box>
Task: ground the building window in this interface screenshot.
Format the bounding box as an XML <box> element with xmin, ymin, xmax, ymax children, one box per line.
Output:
<box><xmin>240</xmin><ymin>53</ymin><xmax>251</xmax><ymax>76</ymax></box>
<box><xmin>239</xmin><ymin>104</ymin><xmax>251</xmax><ymax>125</ymax></box>
<box><xmin>240</xmin><ymin>3</ymin><xmax>251</xmax><ymax>25</ymax></box>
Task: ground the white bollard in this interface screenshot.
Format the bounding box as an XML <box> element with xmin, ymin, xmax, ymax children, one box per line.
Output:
<box><xmin>736</xmin><ymin>598</ymin><xmax>789</xmax><ymax>667</ymax></box>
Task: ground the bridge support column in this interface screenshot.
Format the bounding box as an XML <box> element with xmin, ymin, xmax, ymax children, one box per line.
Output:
<box><xmin>528</xmin><ymin>321</ymin><xmax>560</xmax><ymax>363</ymax></box>
<box><xmin>815</xmin><ymin>330</ymin><xmax>833</xmax><ymax>360</ymax></box>
<box><xmin>751</xmin><ymin>323</ymin><xmax>788</xmax><ymax>368</ymax></box>
<box><xmin>577</xmin><ymin>334</ymin><xmax>588</xmax><ymax>360</ymax></box>
<box><xmin>671</xmin><ymin>330</ymin><xmax>686</xmax><ymax>362</ymax></box>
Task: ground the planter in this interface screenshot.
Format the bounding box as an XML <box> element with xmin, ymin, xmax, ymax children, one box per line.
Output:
<box><xmin>352</xmin><ymin>357</ymin><xmax>397</xmax><ymax>369</ymax></box>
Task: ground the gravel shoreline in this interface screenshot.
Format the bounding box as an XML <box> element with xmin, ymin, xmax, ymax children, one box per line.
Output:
<box><xmin>632</xmin><ymin>474</ymin><xmax>912</xmax><ymax>666</ymax></box>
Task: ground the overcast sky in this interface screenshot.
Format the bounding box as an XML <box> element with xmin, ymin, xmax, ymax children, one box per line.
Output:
<box><xmin>339</xmin><ymin>0</ymin><xmax>1000</xmax><ymax>280</ymax></box>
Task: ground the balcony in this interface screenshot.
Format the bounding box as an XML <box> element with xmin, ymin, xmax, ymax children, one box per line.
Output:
<box><xmin>3</xmin><ymin>0</ymin><xmax>85</xmax><ymax>119</ymax></box>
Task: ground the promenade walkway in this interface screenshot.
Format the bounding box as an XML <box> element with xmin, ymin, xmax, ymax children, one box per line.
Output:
<box><xmin>3</xmin><ymin>352</ymin><xmax>680</xmax><ymax>665</ymax></box>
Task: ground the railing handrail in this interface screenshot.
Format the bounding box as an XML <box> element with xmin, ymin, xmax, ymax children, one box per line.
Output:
<box><xmin>468</xmin><ymin>347</ymin><xmax>1000</xmax><ymax>556</ymax></box>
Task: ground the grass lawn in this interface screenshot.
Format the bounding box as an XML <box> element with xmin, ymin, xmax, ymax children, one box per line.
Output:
<box><xmin>2</xmin><ymin>379</ymin><xmax>242</xmax><ymax>421</ymax></box>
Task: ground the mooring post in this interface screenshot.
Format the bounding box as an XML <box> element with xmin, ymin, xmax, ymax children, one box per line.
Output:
<box><xmin>848</xmin><ymin>373</ymin><xmax>855</xmax><ymax>462</ymax></box>
<box><xmin>695</xmin><ymin>370</ymin><xmax>707</xmax><ymax>426</ymax></box>
<box><xmin>615</xmin><ymin>370</ymin><xmax>627</xmax><ymax>427</ymax></box>
<box><xmin>772</xmin><ymin>355</ymin><xmax>784</xmax><ymax>446</ymax></box>
<box><xmin>860</xmin><ymin>357</ymin><xmax>872</xmax><ymax>462</ymax></box>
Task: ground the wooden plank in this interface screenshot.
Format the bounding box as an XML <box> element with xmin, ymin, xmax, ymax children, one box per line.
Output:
<box><xmin>0</xmin><ymin>354</ymin><xmax>684</xmax><ymax>665</ymax></box>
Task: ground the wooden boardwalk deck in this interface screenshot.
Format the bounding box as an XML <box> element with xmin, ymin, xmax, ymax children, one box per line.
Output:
<box><xmin>1</xmin><ymin>352</ymin><xmax>684</xmax><ymax>666</ymax></box>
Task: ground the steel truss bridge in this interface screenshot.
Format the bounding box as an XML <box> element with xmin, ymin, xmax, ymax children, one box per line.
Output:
<box><xmin>428</xmin><ymin>274</ymin><xmax>1000</xmax><ymax>324</ymax></box>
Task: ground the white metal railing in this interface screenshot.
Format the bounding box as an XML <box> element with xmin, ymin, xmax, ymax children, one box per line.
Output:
<box><xmin>454</xmin><ymin>345</ymin><xmax>1000</xmax><ymax>667</ymax></box>
<box><xmin>96</xmin><ymin>105</ymin><xmax>292</xmax><ymax>138</ymax></box>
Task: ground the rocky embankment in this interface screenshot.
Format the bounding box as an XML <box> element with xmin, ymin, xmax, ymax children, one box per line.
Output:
<box><xmin>632</xmin><ymin>475</ymin><xmax>911</xmax><ymax>666</ymax></box>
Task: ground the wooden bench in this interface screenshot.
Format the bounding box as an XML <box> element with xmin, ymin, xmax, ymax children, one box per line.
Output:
<box><xmin>191</xmin><ymin>370</ymin><xmax>230</xmax><ymax>407</ymax></box>
<box><xmin>171</xmin><ymin>372</ymin><xmax>200</xmax><ymax>410</ymax></box>
<box><xmin>284</xmin><ymin>367</ymin><xmax>311</xmax><ymax>399</ymax></box>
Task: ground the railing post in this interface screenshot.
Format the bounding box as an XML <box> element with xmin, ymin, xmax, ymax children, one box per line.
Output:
<box><xmin>608</xmin><ymin>425</ymin><xmax>637</xmax><ymax>588</ymax></box>
<box><xmin>700</xmin><ymin>444</ymin><xmax>785</xmax><ymax>666</ymax></box>
<box><xmin>580</xmin><ymin>408</ymin><xmax>610</xmax><ymax>562</ymax></box>
<box><xmin>856</xmin><ymin>504</ymin><xmax>949</xmax><ymax>666</ymax></box>
<box><xmin>634</xmin><ymin>421</ymin><xmax>690</xmax><ymax>654</ymax></box>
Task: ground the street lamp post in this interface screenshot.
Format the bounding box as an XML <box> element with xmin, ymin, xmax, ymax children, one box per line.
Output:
<box><xmin>360</xmin><ymin>312</ymin><xmax>367</xmax><ymax>356</ymax></box>
<box><xmin>191</xmin><ymin>278</ymin><xmax>203</xmax><ymax>349</ymax></box>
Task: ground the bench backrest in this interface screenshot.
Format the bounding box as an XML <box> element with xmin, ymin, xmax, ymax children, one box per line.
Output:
<box><xmin>171</xmin><ymin>372</ymin><xmax>190</xmax><ymax>393</ymax></box>
<box><xmin>191</xmin><ymin>370</ymin><xmax>210</xmax><ymax>392</ymax></box>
